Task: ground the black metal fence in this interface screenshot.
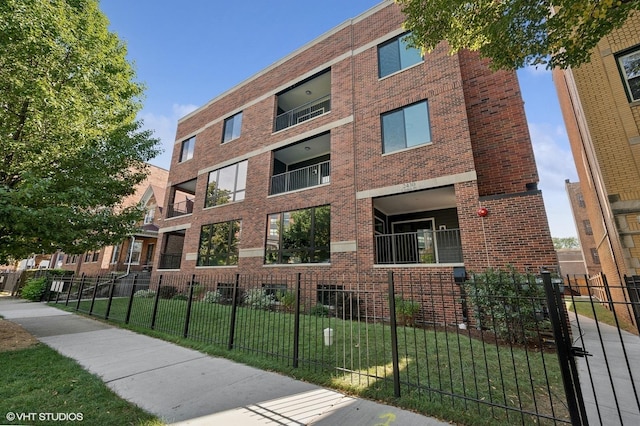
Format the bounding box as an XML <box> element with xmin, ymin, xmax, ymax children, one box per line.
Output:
<box><xmin>42</xmin><ymin>270</ymin><xmax>573</xmax><ymax>425</ymax></box>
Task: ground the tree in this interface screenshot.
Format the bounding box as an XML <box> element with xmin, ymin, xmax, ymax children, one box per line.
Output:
<box><xmin>0</xmin><ymin>0</ymin><xmax>160</xmax><ymax>263</ymax></box>
<box><xmin>396</xmin><ymin>0</ymin><xmax>640</xmax><ymax>70</ymax></box>
<box><xmin>552</xmin><ymin>237</ymin><xmax>580</xmax><ymax>249</ymax></box>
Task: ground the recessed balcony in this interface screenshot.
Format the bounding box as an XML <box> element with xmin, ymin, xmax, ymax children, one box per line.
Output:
<box><xmin>274</xmin><ymin>70</ymin><xmax>331</xmax><ymax>132</ymax></box>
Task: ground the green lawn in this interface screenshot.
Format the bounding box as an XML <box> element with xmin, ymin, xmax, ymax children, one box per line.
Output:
<box><xmin>0</xmin><ymin>344</ymin><xmax>162</xmax><ymax>426</ymax></box>
<box><xmin>56</xmin><ymin>297</ymin><xmax>570</xmax><ymax>426</ymax></box>
<box><xmin>566</xmin><ymin>297</ymin><xmax>638</xmax><ymax>334</ymax></box>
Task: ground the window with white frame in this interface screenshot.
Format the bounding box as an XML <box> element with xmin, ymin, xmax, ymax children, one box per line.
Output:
<box><xmin>126</xmin><ymin>241</ymin><xmax>143</xmax><ymax>264</ymax></box>
<box><xmin>110</xmin><ymin>244</ymin><xmax>121</xmax><ymax>264</ymax></box>
<box><xmin>378</xmin><ymin>32</ymin><xmax>423</xmax><ymax>78</ymax></box>
<box><xmin>179</xmin><ymin>136</ymin><xmax>195</xmax><ymax>162</ymax></box>
<box><xmin>222</xmin><ymin>112</ymin><xmax>243</xmax><ymax>143</ymax></box>
<box><xmin>144</xmin><ymin>208</ymin><xmax>155</xmax><ymax>224</ymax></box>
<box><xmin>617</xmin><ymin>46</ymin><xmax>640</xmax><ymax>102</ymax></box>
<box><xmin>381</xmin><ymin>100</ymin><xmax>431</xmax><ymax>153</ymax></box>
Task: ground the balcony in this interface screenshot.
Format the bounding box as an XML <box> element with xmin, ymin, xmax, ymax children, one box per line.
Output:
<box><xmin>159</xmin><ymin>253</ymin><xmax>182</xmax><ymax>270</ymax></box>
<box><xmin>167</xmin><ymin>198</ymin><xmax>194</xmax><ymax>218</ymax></box>
<box><xmin>274</xmin><ymin>70</ymin><xmax>330</xmax><ymax>132</ymax></box>
<box><xmin>167</xmin><ymin>178</ymin><xmax>196</xmax><ymax>219</ymax></box>
<box><xmin>375</xmin><ymin>229</ymin><xmax>463</xmax><ymax>265</ymax></box>
<box><xmin>275</xmin><ymin>95</ymin><xmax>331</xmax><ymax>132</ymax></box>
<box><xmin>271</xmin><ymin>160</ymin><xmax>330</xmax><ymax>195</ymax></box>
<box><xmin>270</xmin><ymin>133</ymin><xmax>330</xmax><ymax>196</ymax></box>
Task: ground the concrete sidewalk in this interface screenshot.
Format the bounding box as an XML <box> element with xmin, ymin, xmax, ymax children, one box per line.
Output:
<box><xmin>0</xmin><ymin>298</ymin><xmax>448</xmax><ymax>425</ymax></box>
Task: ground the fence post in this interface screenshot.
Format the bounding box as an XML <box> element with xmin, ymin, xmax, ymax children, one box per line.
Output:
<box><xmin>183</xmin><ymin>275</ymin><xmax>196</xmax><ymax>338</ymax></box>
<box><xmin>105</xmin><ymin>276</ymin><xmax>117</xmax><ymax>320</ymax></box>
<box><xmin>64</xmin><ymin>274</ymin><xmax>75</xmax><ymax>306</ymax></box>
<box><xmin>228</xmin><ymin>274</ymin><xmax>240</xmax><ymax>350</ymax></box>
<box><xmin>89</xmin><ymin>276</ymin><xmax>100</xmax><ymax>315</ymax></box>
<box><xmin>542</xmin><ymin>271</ymin><xmax>588</xmax><ymax>426</ymax></box>
<box><xmin>75</xmin><ymin>274</ymin><xmax>86</xmax><ymax>311</ymax></box>
<box><xmin>387</xmin><ymin>271</ymin><xmax>401</xmax><ymax>398</ymax></box>
<box><xmin>150</xmin><ymin>275</ymin><xmax>162</xmax><ymax>330</ymax></box>
<box><xmin>125</xmin><ymin>274</ymin><xmax>138</xmax><ymax>324</ymax></box>
<box><xmin>293</xmin><ymin>273</ymin><xmax>302</xmax><ymax>368</ymax></box>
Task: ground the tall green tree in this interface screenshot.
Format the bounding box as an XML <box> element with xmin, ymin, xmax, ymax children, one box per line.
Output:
<box><xmin>0</xmin><ymin>0</ymin><xmax>160</xmax><ymax>263</ymax></box>
<box><xmin>396</xmin><ymin>0</ymin><xmax>640</xmax><ymax>70</ymax></box>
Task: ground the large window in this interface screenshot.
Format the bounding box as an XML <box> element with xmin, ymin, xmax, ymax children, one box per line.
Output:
<box><xmin>378</xmin><ymin>32</ymin><xmax>422</xmax><ymax>78</ymax></box>
<box><xmin>222</xmin><ymin>112</ymin><xmax>243</xmax><ymax>143</ymax></box>
<box><xmin>265</xmin><ymin>205</ymin><xmax>330</xmax><ymax>264</ymax></box>
<box><xmin>180</xmin><ymin>136</ymin><xmax>195</xmax><ymax>162</ymax></box>
<box><xmin>204</xmin><ymin>160</ymin><xmax>248</xmax><ymax>207</ymax></box>
<box><xmin>197</xmin><ymin>220</ymin><xmax>241</xmax><ymax>266</ymax></box>
<box><xmin>381</xmin><ymin>101</ymin><xmax>431</xmax><ymax>153</ymax></box>
<box><xmin>617</xmin><ymin>46</ymin><xmax>640</xmax><ymax>102</ymax></box>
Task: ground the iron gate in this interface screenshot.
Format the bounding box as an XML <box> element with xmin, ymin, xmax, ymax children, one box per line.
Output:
<box><xmin>559</xmin><ymin>273</ymin><xmax>640</xmax><ymax>425</ymax></box>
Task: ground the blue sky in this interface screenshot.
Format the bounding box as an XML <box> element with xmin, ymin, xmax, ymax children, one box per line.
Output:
<box><xmin>99</xmin><ymin>0</ymin><xmax>578</xmax><ymax>238</ymax></box>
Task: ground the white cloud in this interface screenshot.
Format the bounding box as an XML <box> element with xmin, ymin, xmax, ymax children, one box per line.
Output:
<box><xmin>140</xmin><ymin>103</ymin><xmax>198</xmax><ymax>170</ymax></box>
<box><xmin>523</xmin><ymin>64</ymin><xmax>551</xmax><ymax>77</ymax></box>
<box><xmin>529</xmin><ymin>122</ymin><xmax>579</xmax><ymax>238</ymax></box>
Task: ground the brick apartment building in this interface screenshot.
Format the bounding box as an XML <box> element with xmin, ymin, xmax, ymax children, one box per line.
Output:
<box><xmin>564</xmin><ymin>179</ymin><xmax>600</xmax><ymax>278</ymax></box>
<box><xmin>59</xmin><ymin>164</ymin><xmax>169</xmax><ymax>275</ymax></box>
<box><xmin>156</xmin><ymin>0</ymin><xmax>557</xmax><ymax>279</ymax></box>
<box><xmin>553</xmin><ymin>12</ymin><xmax>640</xmax><ymax>291</ymax></box>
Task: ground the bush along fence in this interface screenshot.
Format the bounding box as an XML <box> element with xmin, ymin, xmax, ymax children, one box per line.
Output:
<box><xmin>42</xmin><ymin>269</ymin><xmax>572</xmax><ymax>425</ymax></box>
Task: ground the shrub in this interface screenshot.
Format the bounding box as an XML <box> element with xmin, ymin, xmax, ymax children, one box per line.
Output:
<box><xmin>191</xmin><ymin>284</ymin><xmax>205</xmax><ymax>300</ymax></box>
<box><xmin>309</xmin><ymin>303</ymin><xmax>330</xmax><ymax>317</ymax></box>
<box><xmin>394</xmin><ymin>296</ymin><xmax>421</xmax><ymax>326</ymax></box>
<box><xmin>133</xmin><ymin>289</ymin><xmax>156</xmax><ymax>298</ymax></box>
<box><xmin>276</xmin><ymin>290</ymin><xmax>296</xmax><ymax>312</ymax></box>
<box><xmin>158</xmin><ymin>285</ymin><xmax>178</xmax><ymax>300</ymax></box>
<box><xmin>172</xmin><ymin>293</ymin><xmax>189</xmax><ymax>301</ymax></box>
<box><xmin>203</xmin><ymin>290</ymin><xmax>222</xmax><ymax>304</ymax></box>
<box><xmin>21</xmin><ymin>277</ymin><xmax>48</xmax><ymax>301</ymax></box>
<box><xmin>465</xmin><ymin>267</ymin><xmax>550</xmax><ymax>344</ymax></box>
<box><xmin>243</xmin><ymin>288</ymin><xmax>274</xmax><ymax>310</ymax></box>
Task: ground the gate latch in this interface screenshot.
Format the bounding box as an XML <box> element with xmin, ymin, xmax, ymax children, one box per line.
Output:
<box><xmin>570</xmin><ymin>346</ymin><xmax>592</xmax><ymax>357</ymax></box>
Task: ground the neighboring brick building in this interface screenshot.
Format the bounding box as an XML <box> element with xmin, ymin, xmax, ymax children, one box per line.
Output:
<box><xmin>564</xmin><ymin>180</ymin><xmax>600</xmax><ymax>277</ymax></box>
<box><xmin>157</xmin><ymin>1</ymin><xmax>557</xmax><ymax>280</ymax></box>
<box><xmin>553</xmin><ymin>12</ymin><xmax>640</xmax><ymax>291</ymax></box>
<box><xmin>59</xmin><ymin>164</ymin><xmax>169</xmax><ymax>275</ymax></box>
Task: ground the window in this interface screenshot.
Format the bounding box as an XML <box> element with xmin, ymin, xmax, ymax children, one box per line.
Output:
<box><xmin>180</xmin><ymin>136</ymin><xmax>195</xmax><ymax>162</ymax></box>
<box><xmin>143</xmin><ymin>208</ymin><xmax>155</xmax><ymax>224</ymax></box>
<box><xmin>92</xmin><ymin>251</ymin><xmax>100</xmax><ymax>262</ymax></box>
<box><xmin>617</xmin><ymin>46</ymin><xmax>640</xmax><ymax>102</ymax></box>
<box><xmin>126</xmin><ymin>240</ymin><xmax>143</xmax><ymax>264</ymax></box>
<box><xmin>577</xmin><ymin>193</ymin><xmax>585</xmax><ymax>208</ymax></box>
<box><xmin>222</xmin><ymin>112</ymin><xmax>243</xmax><ymax>143</ymax></box>
<box><xmin>110</xmin><ymin>244</ymin><xmax>121</xmax><ymax>264</ymax></box>
<box><xmin>378</xmin><ymin>32</ymin><xmax>422</xmax><ymax>78</ymax></box>
<box><xmin>204</xmin><ymin>160</ymin><xmax>248</xmax><ymax>207</ymax></box>
<box><xmin>197</xmin><ymin>220</ymin><xmax>241</xmax><ymax>266</ymax></box>
<box><xmin>590</xmin><ymin>248</ymin><xmax>600</xmax><ymax>264</ymax></box>
<box><xmin>265</xmin><ymin>205</ymin><xmax>330</xmax><ymax>264</ymax></box>
<box><xmin>381</xmin><ymin>101</ymin><xmax>431</xmax><ymax>153</ymax></box>
<box><xmin>583</xmin><ymin>220</ymin><xmax>593</xmax><ymax>236</ymax></box>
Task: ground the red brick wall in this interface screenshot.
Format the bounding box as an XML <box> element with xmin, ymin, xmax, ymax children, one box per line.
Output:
<box><xmin>158</xmin><ymin>2</ymin><xmax>556</xmax><ymax>279</ymax></box>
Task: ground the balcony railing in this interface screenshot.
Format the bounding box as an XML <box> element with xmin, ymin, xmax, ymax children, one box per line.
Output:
<box><xmin>158</xmin><ymin>253</ymin><xmax>182</xmax><ymax>270</ymax></box>
<box><xmin>375</xmin><ymin>229</ymin><xmax>463</xmax><ymax>265</ymax></box>
<box><xmin>275</xmin><ymin>95</ymin><xmax>331</xmax><ymax>131</ymax></box>
<box><xmin>270</xmin><ymin>160</ymin><xmax>330</xmax><ymax>195</ymax></box>
<box><xmin>167</xmin><ymin>198</ymin><xmax>194</xmax><ymax>218</ymax></box>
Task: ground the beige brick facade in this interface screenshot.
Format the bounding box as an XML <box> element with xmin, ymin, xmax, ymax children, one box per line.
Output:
<box><xmin>554</xmin><ymin>12</ymin><xmax>640</xmax><ymax>286</ymax></box>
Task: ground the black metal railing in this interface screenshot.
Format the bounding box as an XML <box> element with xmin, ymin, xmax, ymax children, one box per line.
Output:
<box><xmin>274</xmin><ymin>95</ymin><xmax>331</xmax><ymax>131</ymax></box>
<box><xmin>270</xmin><ymin>160</ymin><xmax>330</xmax><ymax>195</ymax></box>
<box><xmin>158</xmin><ymin>253</ymin><xmax>182</xmax><ymax>270</ymax></box>
<box><xmin>167</xmin><ymin>199</ymin><xmax>194</xmax><ymax>218</ymax></box>
<box><xmin>375</xmin><ymin>229</ymin><xmax>463</xmax><ymax>264</ymax></box>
